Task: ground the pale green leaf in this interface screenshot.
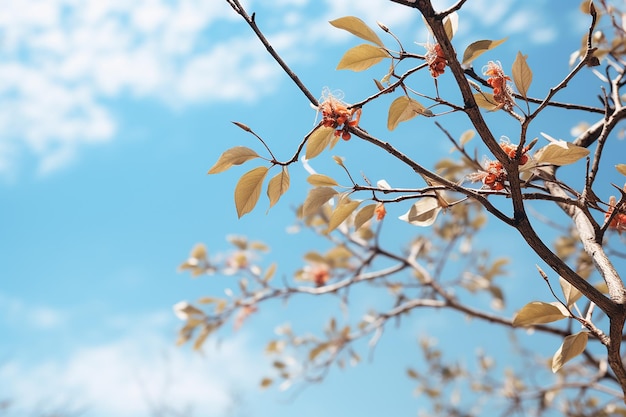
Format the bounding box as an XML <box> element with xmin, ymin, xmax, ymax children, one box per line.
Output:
<box><xmin>559</xmin><ymin>277</ymin><xmax>583</xmax><ymax>308</ymax></box>
<box><xmin>306</xmin><ymin>126</ymin><xmax>335</xmax><ymax>160</ymax></box>
<box><xmin>616</xmin><ymin>164</ymin><xmax>626</xmax><ymax>176</ymax></box>
<box><xmin>512</xmin><ymin>51</ymin><xmax>532</xmax><ymax>99</ymax></box>
<box><xmin>398</xmin><ymin>197</ymin><xmax>441</xmax><ymax>227</ymax></box>
<box><xmin>208</xmin><ymin>146</ymin><xmax>260</xmax><ymax>174</ymax></box>
<box><xmin>303</xmin><ymin>187</ymin><xmax>338</xmax><ymax>217</ymax></box>
<box><xmin>354</xmin><ymin>203</ymin><xmax>377</xmax><ymax>231</ymax></box>
<box><xmin>327</xmin><ymin>198</ymin><xmax>361</xmax><ymax>232</ymax></box>
<box><xmin>307</xmin><ymin>174</ymin><xmax>339</xmax><ymax>187</ymax></box>
<box><xmin>387</xmin><ymin>96</ymin><xmax>426</xmax><ymax>130</ymax></box>
<box><xmin>552</xmin><ymin>332</ymin><xmax>588</xmax><ymax>373</ymax></box>
<box><xmin>234</xmin><ymin>166</ymin><xmax>268</xmax><ymax>218</ymax></box>
<box><xmin>512</xmin><ymin>301</ymin><xmax>569</xmax><ymax>327</ymax></box>
<box><xmin>461</xmin><ymin>38</ymin><xmax>508</xmax><ymax>66</ymax></box>
<box><xmin>267</xmin><ymin>167</ymin><xmax>290</xmax><ymax>208</ymax></box>
<box><xmin>336</xmin><ymin>44</ymin><xmax>389</xmax><ymax>72</ymax></box>
<box><xmin>329</xmin><ymin>16</ymin><xmax>384</xmax><ymax>47</ymax></box>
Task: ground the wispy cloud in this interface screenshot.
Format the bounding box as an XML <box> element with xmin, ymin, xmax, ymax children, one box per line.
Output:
<box><xmin>1</xmin><ymin>304</ymin><xmax>264</xmax><ymax>417</ymax></box>
<box><xmin>0</xmin><ymin>0</ymin><xmax>273</xmax><ymax>178</ymax></box>
<box><xmin>0</xmin><ymin>0</ymin><xmax>566</xmax><ymax>179</ymax></box>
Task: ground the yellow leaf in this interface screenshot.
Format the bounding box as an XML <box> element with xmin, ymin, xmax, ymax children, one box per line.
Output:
<box><xmin>228</xmin><ymin>235</ymin><xmax>248</xmax><ymax>249</ymax></box>
<box><xmin>326</xmin><ymin>245</ymin><xmax>352</xmax><ymax>262</ymax></box>
<box><xmin>387</xmin><ymin>96</ymin><xmax>426</xmax><ymax>130</ymax></box>
<box><xmin>215</xmin><ymin>299</ymin><xmax>227</xmax><ymax>314</ymax></box>
<box><xmin>263</xmin><ymin>263</ymin><xmax>277</xmax><ymax>282</ymax></box>
<box><xmin>559</xmin><ymin>277</ymin><xmax>583</xmax><ymax>308</ymax></box>
<box><xmin>260</xmin><ymin>378</ymin><xmax>273</xmax><ymax>389</ymax></box>
<box><xmin>534</xmin><ymin>134</ymin><xmax>590</xmax><ymax>166</ymax></box>
<box><xmin>461</xmin><ymin>38</ymin><xmax>508</xmax><ymax>66</ymax></box>
<box><xmin>512</xmin><ymin>301</ymin><xmax>569</xmax><ymax>327</ymax></box>
<box><xmin>190</xmin><ymin>243</ymin><xmax>207</xmax><ymax>260</ymax></box>
<box><xmin>173</xmin><ymin>301</ymin><xmax>205</xmax><ymax>321</ymax></box>
<box><xmin>329</xmin><ymin>16</ymin><xmax>384</xmax><ymax>47</ymax></box>
<box><xmin>193</xmin><ymin>324</ymin><xmax>215</xmax><ymax>351</ymax></box>
<box><xmin>306</xmin><ymin>126</ymin><xmax>335</xmax><ymax>160</ymax></box>
<box><xmin>267</xmin><ymin>167</ymin><xmax>290</xmax><ymax>208</ymax></box>
<box><xmin>309</xmin><ymin>342</ymin><xmax>330</xmax><ymax>361</ymax></box>
<box><xmin>425</xmin><ymin>13</ymin><xmax>458</xmax><ymax>41</ymax></box>
<box><xmin>303</xmin><ymin>251</ymin><xmax>326</xmax><ymax>264</ymax></box>
<box><xmin>552</xmin><ymin>332</ymin><xmax>588</xmax><ymax>373</ymax></box>
<box><xmin>307</xmin><ymin>174</ymin><xmax>339</xmax><ymax>187</ymax></box>
<box><xmin>354</xmin><ymin>204</ymin><xmax>377</xmax><ymax>231</ymax></box>
<box><xmin>197</xmin><ymin>297</ymin><xmax>220</xmax><ymax>304</ymax></box>
<box><xmin>327</xmin><ymin>198</ymin><xmax>361</xmax><ymax>232</ymax></box>
<box><xmin>302</xmin><ymin>187</ymin><xmax>338</xmax><ymax>217</ymax></box>
<box><xmin>460</xmin><ymin>130</ymin><xmax>475</xmax><ymax>146</ymax></box>
<box><xmin>333</xmin><ymin>155</ymin><xmax>346</xmax><ymax>168</ymax></box>
<box><xmin>234</xmin><ymin>166</ymin><xmax>269</xmax><ymax>218</ymax></box>
<box><xmin>473</xmin><ymin>92</ymin><xmax>500</xmax><ymax>111</ymax></box>
<box><xmin>443</xmin><ymin>12</ymin><xmax>458</xmax><ymax>41</ymax></box>
<box><xmin>616</xmin><ymin>164</ymin><xmax>626</xmax><ymax>176</ymax></box>
<box><xmin>337</xmin><ymin>44</ymin><xmax>389</xmax><ymax>72</ymax></box>
<box><xmin>249</xmin><ymin>241</ymin><xmax>269</xmax><ymax>251</ymax></box>
<box><xmin>208</xmin><ymin>146</ymin><xmax>260</xmax><ymax>174</ymax></box>
<box><xmin>512</xmin><ymin>51</ymin><xmax>532</xmax><ymax>99</ymax></box>
<box><xmin>398</xmin><ymin>198</ymin><xmax>441</xmax><ymax>227</ymax></box>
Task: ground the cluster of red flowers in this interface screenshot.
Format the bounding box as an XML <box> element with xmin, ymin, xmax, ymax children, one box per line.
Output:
<box><xmin>478</xmin><ymin>159</ymin><xmax>508</xmax><ymax>191</ymax></box>
<box><xmin>605</xmin><ymin>193</ymin><xmax>626</xmax><ymax>233</ymax></box>
<box><xmin>469</xmin><ymin>140</ymin><xmax>531</xmax><ymax>190</ymax></box>
<box><xmin>319</xmin><ymin>94</ymin><xmax>361</xmax><ymax>141</ymax></box>
<box><xmin>483</xmin><ymin>61</ymin><xmax>515</xmax><ymax>111</ymax></box>
<box><xmin>425</xmin><ymin>43</ymin><xmax>447</xmax><ymax>78</ymax></box>
<box><xmin>500</xmin><ymin>141</ymin><xmax>530</xmax><ymax>165</ymax></box>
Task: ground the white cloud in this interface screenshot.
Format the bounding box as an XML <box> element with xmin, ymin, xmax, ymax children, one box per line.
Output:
<box><xmin>1</xmin><ymin>306</ymin><xmax>264</xmax><ymax>417</ymax></box>
<box><xmin>0</xmin><ymin>0</ymin><xmax>269</xmax><ymax>178</ymax></box>
<box><xmin>2</xmin><ymin>336</ymin><xmax>261</xmax><ymax>417</ymax></box>
<box><xmin>0</xmin><ymin>0</ymin><xmax>441</xmax><ymax>178</ymax></box>
<box><xmin>0</xmin><ymin>0</ymin><xmax>565</xmax><ymax>178</ymax></box>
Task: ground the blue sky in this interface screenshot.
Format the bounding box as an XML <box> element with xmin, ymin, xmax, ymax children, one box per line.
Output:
<box><xmin>1</xmin><ymin>0</ymin><xmax>624</xmax><ymax>416</ymax></box>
